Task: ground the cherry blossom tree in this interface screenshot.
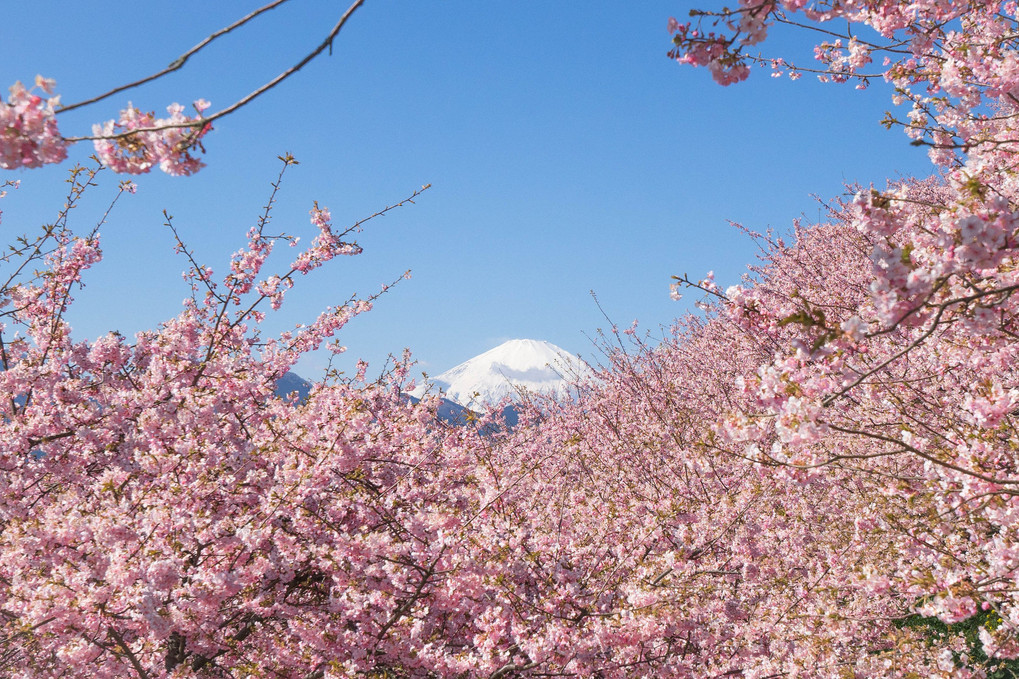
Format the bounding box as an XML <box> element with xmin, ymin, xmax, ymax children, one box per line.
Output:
<box><xmin>0</xmin><ymin>158</ymin><xmax>456</xmax><ymax>677</ymax></box>
<box><xmin>666</xmin><ymin>0</ymin><xmax>1019</xmax><ymax>670</ymax></box>
<box><xmin>0</xmin><ymin>157</ymin><xmax>904</xmax><ymax>677</ymax></box>
<box><xmin>12</xmin><ymin>1</ymin><xmax>1019</xmax><ymax>676</ymax></box>
<box><xmin>0</xmin><ymin>162</ymin><xmax>947</xmax><ymax>677</ymax></box>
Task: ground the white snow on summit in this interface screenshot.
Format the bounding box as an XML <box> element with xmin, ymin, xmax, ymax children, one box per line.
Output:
<box><xmin>409</xmin><ymin>339</ymin><xmax>588</xmax><ymax>408</ymax></box>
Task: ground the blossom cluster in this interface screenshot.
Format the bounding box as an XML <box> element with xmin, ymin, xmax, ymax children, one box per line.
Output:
<box><xmin>0</xmin><ymin>75</ymin><xmax>68</xmax><ymax>169</ymax></box>
<box><xmin>1</xmin><ymin>73</ymin><xmax>214</xmax><ymax>176</ymax></box>
<box><xmin>92</xmin><ymin>100</ymin><xmax>212</xmax><ymax>176</ymax></box>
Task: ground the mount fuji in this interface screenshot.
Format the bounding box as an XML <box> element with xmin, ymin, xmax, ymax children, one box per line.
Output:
<box><xmin>408</xmin><ymin>339</ymin><xmax>587</xmax><ymax>409</ymax></box>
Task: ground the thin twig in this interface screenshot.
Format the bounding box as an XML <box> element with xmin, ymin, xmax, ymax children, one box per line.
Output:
<box><xmin>58</xmin><ymin>0</ymin><xmax>294</xmax><ymax>114</ymax></box>
<box><xmin>63</xmin><ymin>0</ymin><xmax>367</xmax><ymax>143</ymax></box>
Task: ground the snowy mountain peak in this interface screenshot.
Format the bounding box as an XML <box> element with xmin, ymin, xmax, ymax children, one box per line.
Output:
<box><xmin>409</xmin><ymin>339</ymin><xmax>587</xmax><ymax>408</ymax></box>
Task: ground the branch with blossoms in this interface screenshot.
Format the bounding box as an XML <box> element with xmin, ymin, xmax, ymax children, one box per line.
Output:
<box><xmin>669</xmin><ymin>1</ymin><xmax>1019</xmax><ymax>167</ymax></box>
<box><xmin>1</xmin><ymin>165</ymin><xmax>106</xmax><ymax>338</ymax></box>
<box><xmin>670</xmin><ymin>272</ymin><xmax>729</xmax><ymax>302</ymax></box>
<box><xmin>153</xmin><ymin>154</ymin><xmax>428</xmax><ymax>387</ymax></box>
<box><xmin>1</xmin><ymin>0</ymin><xmax>366</xmax><ymax>175</ymax></box>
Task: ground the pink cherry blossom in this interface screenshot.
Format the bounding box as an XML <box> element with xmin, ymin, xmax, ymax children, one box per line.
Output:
<box><xmin>0</xmin><ymin>76</ymin><xmax>68</xmax><ymax>169</ymax></box>
<box><xmin>92</xmin><ymin>100</ymin><xmax>211</xmax><ymax>176</ymax></box>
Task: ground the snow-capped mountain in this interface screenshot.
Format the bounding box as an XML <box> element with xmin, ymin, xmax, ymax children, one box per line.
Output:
<box><xmin>409</xmin><ymin>339</ymin><xmax>587</xmax><ymax>408</ymax></box>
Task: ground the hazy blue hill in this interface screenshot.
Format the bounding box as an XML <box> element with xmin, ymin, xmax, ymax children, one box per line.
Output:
<box><xmin>274</xmin><ymin>372</ymin><xmax>313</xmax><ymax>401</ymax></box>
<box><xmin>276</xmin><ymin>372</ymin><xmax>519</xmax><ymax>429</ymax></box>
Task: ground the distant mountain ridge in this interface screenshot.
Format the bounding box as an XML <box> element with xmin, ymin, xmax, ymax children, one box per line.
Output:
<box><xmin>273</xmin><ymin>371</ymin><xmax>476</xmax><ymax>426</ymax></box>
<box><xmin>408</xmin><ymin>339</ymin><xmax>586</xmax><ymax>408</ymax></box>
<box><xmin>274</xmin><ymin>371</ymin><xmax>313</xmax><ymax>401</ymax></box>
<box><xmin>275</xmin><ymin>339</ymin><xmax>585</xmax><ymax>428</ymax></box>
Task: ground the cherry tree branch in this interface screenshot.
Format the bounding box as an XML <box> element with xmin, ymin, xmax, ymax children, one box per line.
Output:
<box><xmin>823</xmin><ymin>281</ymin><xmax>1019</xmax><ymax>406</ymax></box>
<box><xmin>826</xmin><ymin>422</ymin><xmax>1019</xmax><ymax>486</ymax></box>
<box><xmin>107</xmin><ymin>626</ymin><xmax>150</xmax><ymax>679</ymax></box>
<box><xmin>62</xmin><ymin>0</ymin><xmax>367</xmax><ymax>143</ymax></box>
<box><xmin>57</xmin><ymin>0</ymin><xmax>294</xmax><ymax>115</ymax></box>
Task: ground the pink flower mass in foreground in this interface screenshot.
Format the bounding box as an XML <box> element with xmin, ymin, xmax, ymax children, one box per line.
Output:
<box><xmin>0</xmin><ymin>76</ymin><xmax>210</xmax><ymax>175</ymax></box>
<box><xmin>0</xmin><ymin>76</ymin><xmax>68</xmax><ymax>170</ymax></box>
<box><xmin>91</xmin><ymin>100</ymin><xmax>212</xmax><ymax>176</ymax></box>
<box><xmin>7</xmin><ymin>0</ymin><xmax>1019</xmax><ymax>676</ymax></box>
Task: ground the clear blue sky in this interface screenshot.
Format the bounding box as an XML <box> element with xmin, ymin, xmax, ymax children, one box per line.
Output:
<box><xmin>1</xmin><ymin>1</ymin><xmax>932</xmax><ymax>379</ymax></box>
